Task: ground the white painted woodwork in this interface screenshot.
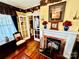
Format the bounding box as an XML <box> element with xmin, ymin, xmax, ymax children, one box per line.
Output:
<box><xmin>42</xmin><ymin>29</ymin><xmax>79</xmax><ymax>59</ymax></box>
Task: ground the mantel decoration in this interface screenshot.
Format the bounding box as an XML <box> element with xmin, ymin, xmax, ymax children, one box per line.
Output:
<box><xmin>51</xmin><ymin>22</ymin><xmax>58</xmax><ymax>30</ymax></box>
<box><xmin>63</xmin><ymin>20</ymin><xmax>72</xmax><ymax>31</ymax></box>
<box><xmin>49</xmin><ymin>1</ymin><xmax>66</xmax><ymax>22</ymax></box>
<box><xmin>42</xmin><ymin>21</ymin><xmax>48</xmax><ymax>29</ymax></box>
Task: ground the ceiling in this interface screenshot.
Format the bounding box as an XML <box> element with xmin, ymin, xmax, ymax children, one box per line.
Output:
<box><xmin>0</xmin><ymin>0</ymin><xmax>40</xmax><ymax>10</ymax></box>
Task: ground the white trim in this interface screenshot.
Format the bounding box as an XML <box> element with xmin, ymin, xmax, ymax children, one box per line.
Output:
<box><xmin>26</xmin><ymin>16</ymin><xmax>30</xmax><ymax>39</ymax></box>
<box><xmin>26</xmin><ymin>13</ymin><xmax>32</xmax><ymax>38</ymax></box>
<box><xmin>26</xmin><ymin>11</ymin><xmax>40</xmax><ymax>42</ymax></box>
<box><xmin>43</xmin><ymin>29</ymin><xmax>79</xmax><ymax>59</ymax></box>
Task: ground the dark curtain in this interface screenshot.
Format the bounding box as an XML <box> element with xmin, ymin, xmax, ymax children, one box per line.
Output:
<box><xmin>0</xmin><ymin>2</ymin><xmax>17</xmax><ymax>16</ymax></box>
<box><xmin>0</xmin><ymin>2</ymin><xmax>25</xmax><ymax>15</ymax></box>
<box><xmin>11</xmin><ymin>16</ymin><xmax>18</xmax><ymax>31</ymax></box>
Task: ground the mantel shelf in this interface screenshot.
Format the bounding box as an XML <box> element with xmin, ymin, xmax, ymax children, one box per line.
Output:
<box><xmin>44</xmin><ymin>29</ymin><xmax>79</xmax><ymax>35</ymax></box>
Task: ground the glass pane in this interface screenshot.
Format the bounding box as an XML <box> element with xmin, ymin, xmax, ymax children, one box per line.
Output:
<box><xmin>0</xmin><ymin>14</ymin><xmax>17</xmax><ymax>43</ymax></box>
<box><xmin>2</xmin><ymin>15</ymin><xmax>6</xmax><ymax>25</ymax></box>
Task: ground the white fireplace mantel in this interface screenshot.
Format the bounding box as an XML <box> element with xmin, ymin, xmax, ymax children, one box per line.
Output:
<box><xmin>42</xmin><ymin>29</ymin><xmax>79</xmax><ymax>59</ymax></box>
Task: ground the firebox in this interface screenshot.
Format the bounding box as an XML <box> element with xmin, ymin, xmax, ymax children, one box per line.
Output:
<box><xmin>47</xmin><ymin>37</ymin><xmax>61</xmax><ymax>52</ymax></box>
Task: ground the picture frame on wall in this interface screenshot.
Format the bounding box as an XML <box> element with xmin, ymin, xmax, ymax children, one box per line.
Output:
<box><xmin>49</xmin><ymin>1</ymin><xmax>66</xmax><ymax>22</ymax></box>
<box><xmin>40</xmin><ymin>0</ymin><xmax>62</xmax><ymax>6</ymax></box>
<box><xmin>51</xmin><ymin>22</ymin><xmax>58</xmax><ymax>30</ymax></box>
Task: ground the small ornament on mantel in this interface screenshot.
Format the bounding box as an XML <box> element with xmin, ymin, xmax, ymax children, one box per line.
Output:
<box><xmin>63</xmin><ymin>20</ymin><xmax>72</xmax><ymax>31</ymax></box>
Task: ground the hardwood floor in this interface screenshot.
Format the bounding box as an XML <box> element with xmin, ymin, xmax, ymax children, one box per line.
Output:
<box><xmin>5</xmin><ymin>37</ymin><xmax>48</xmax><ymax>59</ymax></box>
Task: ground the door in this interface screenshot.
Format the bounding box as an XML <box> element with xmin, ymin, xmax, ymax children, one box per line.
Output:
<box><xmin>33</xmin><ymin>16</ymin><xmax>40</xmax><ymax>41</ymax></box>
<box><xmin>28</xmin><ymin>16</ymin><xmax>34</xmax><ymax>37</ymax></box>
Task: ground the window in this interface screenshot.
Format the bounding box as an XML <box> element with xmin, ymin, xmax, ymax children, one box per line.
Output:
<box><xmin>0</xmin><ymin>14</ymin><xmax>17</xmax><ymax>44</ymax></box>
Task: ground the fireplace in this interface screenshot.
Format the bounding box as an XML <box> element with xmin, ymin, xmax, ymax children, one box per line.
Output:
<box><xmin>41</xmin><ymin>36</ymin><xmax>65</xmax><ymax>58</ymax></box>
<box><xmin>40</xmin><ymin>29</ymin><xmax>78</xmax><ymax>59</ymax></box>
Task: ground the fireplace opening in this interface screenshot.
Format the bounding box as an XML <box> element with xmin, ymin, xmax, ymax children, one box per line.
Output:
<box><xmin>47</xmin><ymin>38</ymin><xmax>61</xmax><ymax>52</ymax></box>
<box><xmin>41</xmin><ymin>36</ymin><xmax>66</xmax><ymax>59</ymax></box>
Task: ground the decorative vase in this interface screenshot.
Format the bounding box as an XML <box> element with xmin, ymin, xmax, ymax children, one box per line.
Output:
<box><xmin>64</xmin><ymin>26</ymin><xmax>69</xmax><ymax>31</ymax></box>
<box><xmin>44</xmin><ymin>25</ymin><xmax>47</xmax><ymax>29</ymax></box>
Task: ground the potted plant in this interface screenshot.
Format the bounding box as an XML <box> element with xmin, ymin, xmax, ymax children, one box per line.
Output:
<box><xmin>63</xmin><ymin>20</ymin><xmax>72</xmax><ymax>31</ymax></box>
<box><xmin>42</xmin><ymin>21</ymin><xmax>48</xmax><ymax>29</ymax></box>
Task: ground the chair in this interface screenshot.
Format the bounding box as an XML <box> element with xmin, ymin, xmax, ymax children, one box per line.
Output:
<box><xmin>13</xmin><ymin>32</ymin><xmax>26</xmax><ymax>46</ymax></box>
<box><xmin>13</xmin><ymin>32</ymin><xmax>23</xmax><ymax>41</ymax></box>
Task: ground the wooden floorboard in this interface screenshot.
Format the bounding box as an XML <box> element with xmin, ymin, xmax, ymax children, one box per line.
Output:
<box><xmin>5</xmin><ymin>37</ymin><xmax>49</xmax><ymax>59</ymax></box>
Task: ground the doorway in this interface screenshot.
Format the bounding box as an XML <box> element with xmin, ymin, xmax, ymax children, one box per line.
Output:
<box><xmin>27</xmin><ymin>13</ymin><xmax>40</xmax><ymax>41</ymax></box>
<box><xmin>28</xmin><ymin>16</ymin><xmax>34</xmax><ymax>37</ymax></box>
<box><xmin>33</xmin><ymin>16</ymin><xmax>40</xmax><ymax>41</ymax></box>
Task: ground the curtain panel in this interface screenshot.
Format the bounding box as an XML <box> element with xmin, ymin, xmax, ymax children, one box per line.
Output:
<box><xmin>0</xmin><ymin>2</ymin><xmax>26</xmax><ymax>16</ymax></box>
<box><xmin>11</xmin><ymin>16</ymin><xmax>18</xmax><ymax>30</ymax></box>
<box><xmin>0</xmin><ymin>2</ymin><xmax>16</xmax><ymax>16</ymax></box>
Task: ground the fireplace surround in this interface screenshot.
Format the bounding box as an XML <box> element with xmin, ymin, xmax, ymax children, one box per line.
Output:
<box><xmin>40</xmin><ymin>29</ymin><xmax>79</xmax><ymax>59</ymax></box>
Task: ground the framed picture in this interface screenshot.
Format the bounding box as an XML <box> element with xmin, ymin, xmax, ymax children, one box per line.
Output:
<box><xmin>49</xmin><ymin>1</ymin><xmax>66</xmax><ymax>22</ymax></box>
<box><xmin>51</xmin><ymin>22</ymin><xmax>58</xmax><ymax>30</ymax></box>
<box><xmin>40</xmin><ymin>0</ymin><xmax>61</xmax><ymax>6</ymax></box>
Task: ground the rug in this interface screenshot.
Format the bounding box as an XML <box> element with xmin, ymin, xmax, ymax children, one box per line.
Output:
<box><xmin>12</xmin><ymin>51</ymin><xmax>30</xmax><ymax>59</ymax></box>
